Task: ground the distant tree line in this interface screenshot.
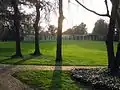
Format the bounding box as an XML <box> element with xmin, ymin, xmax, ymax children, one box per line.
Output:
<box><xmin>63</xmin><ymin>22</ymin><xmax>87</xmax><ymax>37</ymax></box>
<box><xmin>92</xmin><ymin>19</ymin><xmax>119</xmax><ymax>41</ymax></box>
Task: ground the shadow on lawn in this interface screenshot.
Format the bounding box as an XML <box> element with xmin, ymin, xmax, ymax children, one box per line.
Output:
<box><xmin>13</xmin><ymin>55</ymin><xmax>39</xmax><ymax>65</ymax></box>
<box><xmin>49</xmin><ymin>61</ymin><xmax>62</xmax><ymax>90</ymax></box>
<box><xmin>0</xmin><ymin>55</ymin><xmax>39</xmax><ymax>64</ymax></box>
<box><xmin>0</xmin><ymin>54</ymin><xmax>55</xmax><ymax>65</ymax></box>
<box><xmin>0</xmin><ymin>48</ymin><xmax>15</xmax><ymax>58</ymax></box>
<box><xmin>0</xmin><ymin>48</ymin><xmax>15</xmax><ymax>53</ymax></box>
<box><xmin>0</xmin><ymin>57</ymin><xmax>13</xmax><ymax>63</ymax></box>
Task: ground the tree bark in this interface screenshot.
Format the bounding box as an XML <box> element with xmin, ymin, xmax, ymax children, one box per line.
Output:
<box><xmin>33</xmin><ymin>4</ymin><xmax>41</xmax><ymax>56</ymax></box>
<box><xmin>110</xmin><ymin>0</ymin><xmax>120</xmax><ymax>73</ymax></box>
<box><xmin>114</xmin><ymin>13</ymin><xmax>120</xmax><ymax>71</ymax></box>
<box><xmin>106</xmin><ymin>0</ymin><xmax>119</xmax><ymax>73</ymax></box>
<box><xmin>114</xmin><ymin>43</ymin><xmax>120</xmax><ymax>70</ymax></box>
<box><xmin>11</xmin><ymin>0</ymin><xmax>22</xmax><ymax>57</ymax></box>
<box><xmin>56</xmin><ymin>0</ymin><xmax>64</xmax><ymax>62</ymax></box>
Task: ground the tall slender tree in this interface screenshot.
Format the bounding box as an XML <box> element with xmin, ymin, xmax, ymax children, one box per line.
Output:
<box><xmin>109</xmin><ymin>0</ymin><xmax>120</xmax><ymax>74</ymax></box>
<box><xmin>106</xmin><ymin>0</ymin><xmax>119</xmax><ymax>73</ymax></box>
<box><xmin>33</xmin><ymin>1</ymin><xmax>42</xmax><ymax>55</ymax></box>
<box><xmin>11</xmin><ymin>0</ymin><xmax>22</xmax><ymax>57</ymax></box>
<box><xmin>56</xmin><ymin>0</ymin><xmax>64</xmax><ymax>62</ymax></box>
<box><xmin>26</xmin><ymin>0</ymin><xmax>54</xmax><ymax>56</ymax></box>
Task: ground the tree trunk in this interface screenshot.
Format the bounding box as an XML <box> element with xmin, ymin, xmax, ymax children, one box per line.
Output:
<box><xmin>11</xmin><ymin>0</ymin><xmax>22</xmax><ymax>58</ymax></box>
<box><xmin>33</xmin><ymin>4</ymin><xmax>41</xmax><ymax>56</ymax></box>
<box><xmin>114</xmin><ymin>12</ymin><xmax>120</xmax><ymax>71</ymax></box>
<box><xmin>56</xmin><ymin>0</ymin><xmax>64</xmax><ymax>62</ymax></box>
<box><xmin>106</xmin><ymin>0</ymin><xmax>119</xmax><ymax>73</ymax></box>
<box><xmin>115</xmin><ymin>43</ymin><xmax>120</xmax><ymax>70</ymax></box>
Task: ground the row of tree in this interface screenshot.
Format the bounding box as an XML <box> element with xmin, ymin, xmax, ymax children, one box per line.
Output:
<box><xmin>1</xmin><ymin>0</ymin><xmax>120</xmax><ymax>75</ymax></box>
<box><xmin>0</xmin><ymin>23</ymin><xmax>57</xmax><ymax>41</ymax></box>
<box><xmin>0</xmin><ymin>0</ymin><xmax>62</xmax><ymax>62</ymax></box>
<box><xmin>63</xmin><ymin>22</ymin><xmax>87</xmax><ymax>35</ymax></box>
<box><xmin>63</xmin><ymin>18</ymin><xmax>119</xmax><ymax>41</ymax></box>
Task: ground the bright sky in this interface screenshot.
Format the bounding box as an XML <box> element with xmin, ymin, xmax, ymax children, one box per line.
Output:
<box><xmin>22</xmin><ymin>0</ymin><xmax>112</xmax><ymax>33</ymax></box>
<box><xmin>50</xmin><ymin>0</ymin><xmax>112</xmax><ymax>33</ymax></box>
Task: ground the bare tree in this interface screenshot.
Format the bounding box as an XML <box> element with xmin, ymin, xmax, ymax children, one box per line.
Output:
<box><xmin>33</xmin><ymin>1</ymin><xmax>42</xmax><ymax>56</ymax></box>
<box><xmin>75</xmin><ymin>0</ymin><xmax>120</xmax><ymax>75</ymax></box>
<box><xmin>26</xmin><ymin>0</ymin><xmax>54</xmax><ymax>56</ymax></box>
<box><xmin>106</xmin><ymin>0</ymin><xmax>119</xmax><ymax>74</ymax></box>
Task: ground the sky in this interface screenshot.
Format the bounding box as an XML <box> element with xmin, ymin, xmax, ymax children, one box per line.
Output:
<box><xmin>22</xmin><ymin>0</ymin><xmax>112</xmax><ymax>33</ymax></box>
<box><xmin>50</xmin><ymin>0</ymin><xmax>112</xmax><ymax>33</ymax></box>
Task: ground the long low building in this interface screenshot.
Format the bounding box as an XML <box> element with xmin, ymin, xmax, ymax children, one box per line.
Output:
<box><xmin>62</xmin><ymin>34</ymin><xmax>105</xmax><ymax>41</ymax></box>
<box><xmin>24</xmin><ymin>34</ymin><xmax>106</xmax><ymax>41</ymax></box>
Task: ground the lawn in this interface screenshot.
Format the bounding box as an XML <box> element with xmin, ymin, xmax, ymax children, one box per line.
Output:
<box><xmin>0</xmin><ymin>40</ymin><xmax>115</xmax><ymax>66</ymax></box>
<box><xmin>13</xmin><ymin>70</ymin><xmax>92</xmax><ymax>90</ymax></box>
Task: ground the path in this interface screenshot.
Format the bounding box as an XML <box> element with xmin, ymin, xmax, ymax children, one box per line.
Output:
<box><xmin>0</xmin><ymin>64</ymin><xmax>105</xmax><ymax>90</ymax></box>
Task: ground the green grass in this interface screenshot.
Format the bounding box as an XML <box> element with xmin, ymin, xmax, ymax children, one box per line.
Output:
<box><xmin>0</xmin><ymin>40</ymin><xmax>117</xmax><ymax>65</ymax></box>
<box><xmin>13</xmin><ymin>70</ymin><xmax>91</xmax><ymax>90</ymax></box>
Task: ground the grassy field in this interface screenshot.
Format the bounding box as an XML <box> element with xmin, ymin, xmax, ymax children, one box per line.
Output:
<box><xmin>0</xmin><ymin>40</ymin><xmax>114</xmax><ymax>66</ymax></box>
<box><xmin>13</xmin><ymin>70</ymin><xmax>92</xmax><ymax>90</ymax></box>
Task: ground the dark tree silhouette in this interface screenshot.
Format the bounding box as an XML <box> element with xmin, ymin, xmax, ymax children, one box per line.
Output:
<box><xmin>11</xmin><ymin>0</ymin><xmax>22</xmax><ymax>58</ymax></box>
<box><xmin>48</xmin><ymin>25</ymin><xmax>57</xmax><ymax>36</ymax></box>
<box><xmin>33</xmin><ymin>2</ymin><xmax>42</xmax><ymax>56</ymax></box>
<box><xmin>26</xmin><ymin>0</ymin><xmax>54</xmax><ymax>56</ymax></box>
<box><xmin>106</xmin><ymin>0</ymin><xmax>119</xmax><ymax>74</ymax></box>
<box><xmin>75</xmin><ymin>0</ymin><xmax>120</xmax><ymax>75</ymax></box>
<box><xmin>56</xmin><ymin>0</ymin><xmax>64</xmax><ymax>62</ymax></box>
<box><xmin>92</xmin><ymin>19</ymin><xmax>108</xmax><ymax>36</ymax></box>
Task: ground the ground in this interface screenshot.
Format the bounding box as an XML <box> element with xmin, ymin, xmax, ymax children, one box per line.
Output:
<box><xmin>0</xmin><ymin>40</ymin><xmax>114</xmax><ymax>66</ymax></box>
<box><xmin>0</xmin><ymin>64</ymin><xmax>100</xmax><ymax>90</ymax></box>
<box><xmin>0</xmin><ymin>40</ymin><xmax>115</xmax><ymax>90</ymax></box>
<box><xmin>14</xmin><ymin>70</ymin><xmax>81</xmax><ymax>90</ymax></box>
<box><xmin>71</xmin><ymin>68</ymin><xmax>120</xmax><ymax>89</ymax></box>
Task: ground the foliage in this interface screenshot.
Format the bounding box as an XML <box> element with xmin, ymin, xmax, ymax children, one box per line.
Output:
<box><xmin>72</xmin><ymin>22</ymin><xmax>87</xmax><ymax>35</ymax></box>
<box><xmin>25</xmin><ymin>0</ymin><xmax>56</xmax><ymax>24</ymax></box>
<box><xmin>0</xmin><ymin>0</ymin><xmax>14</xmax><ymax>41</ymax></box>
<box><xmin>92</xmin><ymin>19</ymin><xmax>108</xmax><ymax>36</ymax></box>
<box><xmin>48</xmin><ymin>25</ymin><xmax>57</xmax><ymax>36</ymax></box>
<box><xmin>72</xmin><ymin>68</ymin><xmax>120</xmax><ymax>89</ymax></box>
<box><xmin>63</xmin><ymin>28</ymin><xmax>73</xmax><ymax>35</ymax></box>
<box><xmin>63</xmin><ymin>22</ymin><xmax>87</xmax><ymax>35</ymax></box>
<box><xmin>0</xmin><ymin>0</ymin><xmax>31</xmax><ymax>41</ymax></box>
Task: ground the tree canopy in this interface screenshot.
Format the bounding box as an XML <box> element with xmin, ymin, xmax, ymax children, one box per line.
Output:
<box><xmin>92</xmin><ymin>19</ymin><xmax>108</xmax><ymax>36</ymax></box>
<box><xmin>63</xmin><ymin>22</ymin><xmax>87</xmax><ymax>35</ymax></box>
<box><xmin>48</xmin><ymin>25</ymin><xmax>57</xmax><ymax>36</ymax></box>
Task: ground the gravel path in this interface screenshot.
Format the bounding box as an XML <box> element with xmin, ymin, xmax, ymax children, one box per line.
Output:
<box><xmin>0</xmin><ymin>65</ymin><xmax>33</xmax><ymax>90</ymax></box>
<box><xmin>0</xmin><ymin>64</ymin><xmax>105</xmax><ymax>90</ymax></box>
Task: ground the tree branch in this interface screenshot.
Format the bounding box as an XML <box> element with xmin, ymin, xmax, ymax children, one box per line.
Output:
<box><xmin>75</xmin><ymin>0</ymin><xmax>110</xmax><ymax>18</ymax></box>
<box><xmin>105</xmin><ymin>0</ymin><xmax>110</xmax><ymax>16</ymax></box>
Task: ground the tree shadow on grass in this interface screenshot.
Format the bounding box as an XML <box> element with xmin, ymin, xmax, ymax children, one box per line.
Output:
<box><xmin>0</xmin><ymin>55</ymin><xmax>39</xmax><ymax>64</ymax></box>
<box><xmin>73</xmin><ymin>80</ymin><xmax>93</xmax><ymax>90</ymax></box>
<box><xmin>0</xmin><ymin>48</ymin><xmax>15</xmax><ymax>53</ymax></box>
<box><xmin>13</xmin><ymin>55</ymin><xmax>55</xmax><ymax>65</ymax></box>
<box><xmin>0</xmin><ymin>48</ymin><xmax>15</xmax><ymax>58</ymax></box>
<box><xmin>0</xmin><ymin>57</ymin><xmax>15</xmax><ymax>64</ymax></box>
<box><xmin>0</xmin><ymin>54</ymin><xmax>55</xmax><ymax>65</ymax></box>
<box><xmin>49</xmin><ymin>61</ymin><xmax>62</xmax><ymax>90</ymax></box>
<box><xmin>13</xmin><ymin>55</ymin><xmax>40</xmax><ymax>65</ymax></box>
